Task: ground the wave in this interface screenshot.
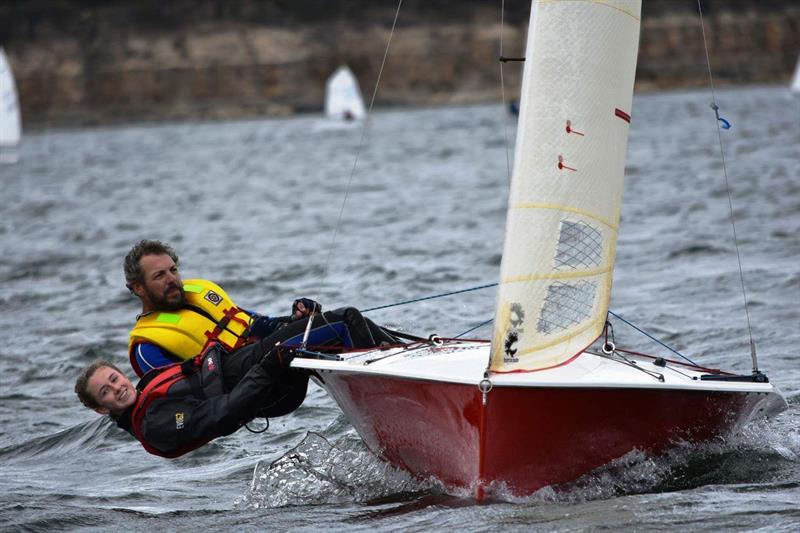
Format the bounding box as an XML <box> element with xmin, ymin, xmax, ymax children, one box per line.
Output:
<box><xmin>0</xmin><ymin>417</ymin><xmax>122</xmax><ymax>462</ymax></box>
<box><xmin>667</xmin><ymin>243</ymin><xmax>728</xmax><ymax>259</ymax></box>
<box><xmin>236</xmin><ymin>432</ymin><xmax>438</xmax><ymax>508</ymax></box>
<box><xmin>239</xmin><ymin>409</ymin><xmax>799</xmax><ymax>508</ymax></box>
<box><xmin>498</xmin><ymin>412</ymin><xmax>799</xmax><ymax>504</ymax></box>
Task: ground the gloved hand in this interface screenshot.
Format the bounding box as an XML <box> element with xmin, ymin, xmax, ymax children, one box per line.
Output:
<box><xmin>260</xmin><ymin>342</ymin><xmax>296</xmax><ymax>371</ymax></box>
<box><xmin>291</xmin><ymin>298</ymin><xmax>321</xmax><ymax>320</ymax></box>
<box><xmin>249</xmin><ymin>314</ymin><xmax>291</xmax><ymax>339</ymax></box>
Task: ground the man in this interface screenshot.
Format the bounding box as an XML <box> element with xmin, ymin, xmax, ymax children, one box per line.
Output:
<box><xmin>123</xmin><ymin>240</ymin><xmax>398</xmax><ymax>377</ymax></box>
<box><xmin>74</xmin><ymin>340</ymin><xmax>307</xmax><ymax>458</ymax></box>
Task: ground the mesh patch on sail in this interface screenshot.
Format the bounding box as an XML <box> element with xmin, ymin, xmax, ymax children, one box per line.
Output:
<box><xmin>537</xmin><ymin>281</ymin><xmax>598</xmax><ymax>334</ymax></box>
<box><xmin>554</xmin><ymin>220</ymin><xmax>602</xmax><ymax>269</ymax></box>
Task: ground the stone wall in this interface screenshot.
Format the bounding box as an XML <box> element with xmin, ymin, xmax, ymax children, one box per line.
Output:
<box><xmin>1</xmin><ymin>0</ymin><xmax>798</xmax><ymax>127</ymax></box>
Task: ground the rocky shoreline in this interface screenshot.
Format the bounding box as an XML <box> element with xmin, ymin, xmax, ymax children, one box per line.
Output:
<box><xmin>2</xmin><ymin>0</ymin><xmax>798</xmax><ymax>128</ymax></box>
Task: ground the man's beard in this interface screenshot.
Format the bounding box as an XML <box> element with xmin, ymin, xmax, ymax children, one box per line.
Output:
<box><xmin>146</xmin><ymin>282</ymin><xmax>186</xmax><ymax>311</ymax></box>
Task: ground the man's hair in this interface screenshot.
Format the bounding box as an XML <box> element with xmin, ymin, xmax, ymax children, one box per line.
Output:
<box><xmin>123</xmin><ymin>239</ymin><xmax>179</xmax><ymax>288</ymax></box>
<box><xmin>74</xmin><ymin>360</ymin><xmax>127</xmax><ymax>410</ymax></box>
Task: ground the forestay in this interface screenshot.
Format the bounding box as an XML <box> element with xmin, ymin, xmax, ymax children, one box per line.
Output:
<box><xmin>491</xmin><ymin>0</ymin><xmax>641</xmax><ymax>372</ymax></box>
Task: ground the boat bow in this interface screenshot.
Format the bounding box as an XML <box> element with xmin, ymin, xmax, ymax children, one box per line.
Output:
<box><xmin>292</xmin><ymin>341</ymin><xmax>786</xmax><ymax>497</ymax></box>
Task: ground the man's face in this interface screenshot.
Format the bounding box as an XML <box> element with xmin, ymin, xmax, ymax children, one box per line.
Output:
<box><xmin>132</xmin><ymin>254</ymin><xmax>185</xmax><ymax>312</ymax></box>
<box><xmin>87</xmin><ymin>366</ymin><xmax>137</xmax><ymax>416</ymax></box>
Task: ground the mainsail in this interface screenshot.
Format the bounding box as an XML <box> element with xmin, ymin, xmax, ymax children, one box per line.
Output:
<box><xmin>0</xmin><ymin>47</ymin><xmax>21</xmax><ymax>162</ymax></box>
<box><xmin>325</xmin><ymin>65</ymin><xmax>367</xmax><ymax>120</ymax></box>
<box><xmin>491</xmin><ymin>0</ymin><xmax>642</xmax><ymax>372</ymax></box>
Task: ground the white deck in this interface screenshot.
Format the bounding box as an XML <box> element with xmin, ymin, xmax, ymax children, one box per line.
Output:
<box><xmin>291</xmin><ymin>340</ymin><xmax>785</xmax><ymax>396</ymax></box>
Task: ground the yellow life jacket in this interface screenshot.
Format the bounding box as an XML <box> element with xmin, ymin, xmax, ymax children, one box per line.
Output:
<box><xmin>128</xmin><ymin>279</ymin><xmax>255</xmax><ymax>363</ymax></box>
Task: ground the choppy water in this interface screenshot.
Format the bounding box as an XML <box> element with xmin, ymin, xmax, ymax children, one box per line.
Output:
<box><xmin>1</xmin><ymin>85</ymin><xmax>798</xmax><ymax>531</ymax></box>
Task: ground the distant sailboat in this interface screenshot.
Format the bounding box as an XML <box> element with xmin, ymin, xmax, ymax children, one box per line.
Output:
<box><xmin>791</xmin><ymin>56</ymin><xmax>800</xmax><ymax>93</ymax></box>
<box><xmin>0</xmin><ymin>47</ymin><xmax>21</xmax><ymax>164</ymax></box>
<box><xmin>325</xmin><ymin>65</ymin><xmax>367</xmax><ymax>121</ymax></box>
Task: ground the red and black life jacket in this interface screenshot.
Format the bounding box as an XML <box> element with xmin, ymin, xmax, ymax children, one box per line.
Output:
<box><xmin>129</xmin><ymin>346</ymin><xmax>225</xmax><ymax>458</ymax></box>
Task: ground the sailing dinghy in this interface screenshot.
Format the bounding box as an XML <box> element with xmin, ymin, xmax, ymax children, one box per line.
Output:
<box><xmin>0</xmin><ymin>47</ymin><xmax>21</xmax><ymax>164</ymax></box>
<box><xmin>324</xmin><ymin>65</ymin><xmax>367</xmax><ymax>121</ymax></box>
<box><xmin>293</xmin><ymin>0</ymin><xmax>787</xmax><ymax>499</ymax></box>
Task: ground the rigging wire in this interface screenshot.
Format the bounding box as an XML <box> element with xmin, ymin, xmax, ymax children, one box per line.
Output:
<box><xmin>321</xmin><ymin>0</ymin><xmax>404</xmax><ymax>282</ymax></box>
<box><xmin>362</xmin><ymin>282</ymin><xmax>499</xmax><ymax>313</ymax></box>
<box><xmin>485</xmin><ymin>0</ymin><xmax>517</xmax><ymax>380</ymax></box>
<box><xmin>362</xmin><ymin>281</ymin><xmax>696</xmax><ymax>366</ymax></box>
<box><xmin>606</xmin><ymin>310</ymin><xmax>695</xmax><ymax>366</ymax></box>
<box><xmin>696</xmin><ymin>0</ymin><xmax>759</xmax><ymax>374</ymax></box>
<box><xmin>499</xmin><ymin>0</ymin><xmax>514</xmax><ymax>186</ymax></box>
<box><xmin>455</xmin><ymin>318</ymin><xmax>494</xmax><ymax>339</ymax></box>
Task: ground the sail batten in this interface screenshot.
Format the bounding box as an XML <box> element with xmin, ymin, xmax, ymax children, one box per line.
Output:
<box><xmin>490</xmin><ymin>0</ymin><xmax>642</xmax><ymax>372</ymax></box>
<box><xmin>510</xmin><ymin>203</ymin><xmax>619</xmax><ymax>230</ymax></box>
<box><xmin>503</xmin><ymin>266</ymin><xmax>612</xmax><ymax>283</ymax></box>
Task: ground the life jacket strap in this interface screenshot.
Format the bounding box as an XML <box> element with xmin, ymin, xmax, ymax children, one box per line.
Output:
<box><xmin>203</xmin><ymin>306</ymin><xmax>251</xmax><ymax>350</ymax></box>
<box><xmin>181</xmin><ymin>342</ymin><xmax>220</xmax><ymax>400</ymax></box>
<box><xmin>180</xmin><ymin>354</ymin><xmax>203</xmax><ymax>376</ymax></box>
<box><xmin>131</xmin><ymin>367</ymin><xmax>185</xmax><ymax>454</ymax></box>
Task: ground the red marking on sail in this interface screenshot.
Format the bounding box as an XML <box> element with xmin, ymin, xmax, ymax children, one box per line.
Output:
<box><xmin>565</xmin><ymin>120</ymin><xmax>584</xmax><ymax>136</ymax></box>
<box><xmin>557</xmin><ymin>155</ymin><xmax>576</xmax><ymax>172</ymax></box>
<box><xmin>614</xmin><ymin>108</ymin><xmax>631</xmax><ymax>123</ymax></box>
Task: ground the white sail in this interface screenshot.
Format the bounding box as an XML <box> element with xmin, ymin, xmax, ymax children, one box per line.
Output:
<box><xmin>0</xmin><ymin>47</ymin><xmax>21</xmax><ymax>163</ymax></box>
<box><xmin>791</xmin><ymin>56</ymin><xmax>800</xmax><ymax>93</ymax></box>
<box><xmin>490</xmin><ymin>0</ymin><xmax>642</xmax><ymax>372</ymax></box>
<box><xmin>325</xmin><ymin>65</ymin><xmax>367</xmax><ymax>120</ymax></box>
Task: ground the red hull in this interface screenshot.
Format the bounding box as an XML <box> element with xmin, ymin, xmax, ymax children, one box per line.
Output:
<box><xmin>316</xmin><ymin>371</ymin><xmax>758</xmax><ymax>498</ymax></box>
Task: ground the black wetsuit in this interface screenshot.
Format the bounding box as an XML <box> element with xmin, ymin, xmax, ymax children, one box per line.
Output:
<box><xmin>115</xmin><ymin>340</ymin><xmax>306</xmax><ymax>457</ymax></box>
<box><xmin>116</xmin><ymin>308</ymin><xmax>397</xmax><ymax>457</ymax></box>
<box><xmin>256</xmin><ymin>306</ymin><xmax>399</xmax><ymax>352</ymax></box>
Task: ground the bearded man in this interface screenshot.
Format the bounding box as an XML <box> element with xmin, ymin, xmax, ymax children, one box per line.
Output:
<box><xmin>123</xmin><ymin>240</ymin><xmax>399</xmax><ymax>377</ymax></box>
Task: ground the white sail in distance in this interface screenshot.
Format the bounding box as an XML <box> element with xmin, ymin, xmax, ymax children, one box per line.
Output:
<box><xmin>0</xmin><ymin>47</ymin><xmax>22</xmax><ymax>162</ymax></box>
<box><xmin>325</xmin><ymin>65</ymin><xmax>367</xmax><ymax>120</ymax></box>
<box><xmin>491</xmin><ymin>0</ymin><xmax>642</xmax><ymax>372</ymax></box>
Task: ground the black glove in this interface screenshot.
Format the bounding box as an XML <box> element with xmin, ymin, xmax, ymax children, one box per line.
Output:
<box><xmin>291</xmin><ymin>298</ymin><xmax>321</xmax><ymax>320</ymax></box>
<box><xmin>260</xmin><ymin>343</ymin><xmax>295</xmax><ymax>371</ymax></box>
<box><xmin>249</xmin><ymin>315</ymin><xmax>291</xmax><ymax>339</ymax></box>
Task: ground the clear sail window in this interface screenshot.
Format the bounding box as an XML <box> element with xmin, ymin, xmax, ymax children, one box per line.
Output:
<box><xmin>554</xmin><ymin>220</ymin><xmax>602</xmax><ymax>270</ymax></box>
<box><xmin>537</xmin><ymin>281</ymin><xmax>598</xmax><ymax>334</ymax></box>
